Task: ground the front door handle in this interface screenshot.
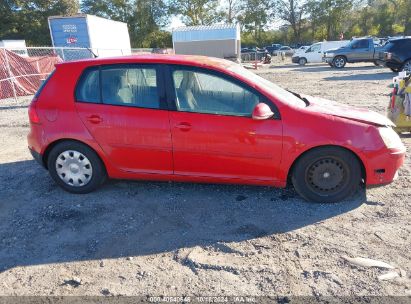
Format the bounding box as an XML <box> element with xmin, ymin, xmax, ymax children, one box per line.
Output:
<box><xmin>175</xmin><ymin>122</ymin><xmax>192</xmax><ymax>131</ymax></box>
<box><xmin>87</xmin><ymin>115</ymin><xmax>103</xmax><ymax>124</ymax></box>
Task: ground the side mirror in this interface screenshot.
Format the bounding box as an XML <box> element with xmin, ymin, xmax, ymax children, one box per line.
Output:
<box><xmin>252</xmin><ymin>103</ymin><xmax>274</xmax><ymax>120</ymax></box>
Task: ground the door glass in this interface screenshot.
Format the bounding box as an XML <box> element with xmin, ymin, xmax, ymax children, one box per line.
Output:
<box><xmin>75</xmin><ymin>68</ymin><xmax>100</xmax><ymax>103</ymax></box>
<box><xmin>101</xmin><ymin>67</ymin><xmax>159</xmax><ymax>109</ymax></box>
<box><xmin>172</xmin><ymin>69</ymin><xmax>260</xmax><ymax>116</ymax></box>
<box><xmin>352</xmin><ymin>40</ymin><xmax>369</xmax><ymax>49</ymax></box>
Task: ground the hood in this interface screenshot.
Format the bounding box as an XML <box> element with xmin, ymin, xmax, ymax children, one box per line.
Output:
<box><xmin>292</xmin><ymin>50</ymin><xmax>304</xmax><ymax>57</ymax></box>
<box><xmin>303</xmin><ymin>95</ymin><xmax>395</xmax><ymax>127</ymax></box>
<box><xmin>325</xmin><ymin>48</ymin><xmax>340</xmax><ymax>53</ymax></box>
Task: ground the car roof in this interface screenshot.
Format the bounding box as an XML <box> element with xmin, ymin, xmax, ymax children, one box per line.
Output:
<box><xmin>389</xmin><ymin>37</ymin><xmax>411</xmax><ymax>42</ymax></box>
<box><xmin>58</xmin><ymin>54</ymin><xmax>236</xmax><ymax>70</ymax></box>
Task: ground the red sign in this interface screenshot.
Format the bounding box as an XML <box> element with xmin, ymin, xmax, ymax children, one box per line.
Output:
<box><xmin>66</xmin><ymin>36</ymin><xmax>78</xmax><ymax>44</ymax></box>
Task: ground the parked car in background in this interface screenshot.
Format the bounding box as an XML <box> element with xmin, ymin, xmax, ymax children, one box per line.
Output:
<box><xmin>28</xmin><ymin>55</ymin><xmax>405</xmax><ymax>203</ymax></box>
<box><xmin>264</xmin><ymin>44</ymin><xmax>282</xmax><ymax>55</ymax></box>
<box><xmin>241</xmin><ymin>47</ymin><xmax>268</xmax><ymax>62</ymax></box>
<box><xmin>292</xmin><ymin>41</ymin><xmax>348</xmax><ymax>65</ymax></box>
<box><xmin>379</xmin><ymin>37</ymin><xmax>411</xmax><ymax>73</ymax></box>
<box><xmin>274</xmin><ymin>46</ymin><xmax>295</xmax><ymax>57</ymax></box>
<box><xmin>323</xmin><ymin>37</ymin><xmax>383</xmax><ymax>68</ymax></box>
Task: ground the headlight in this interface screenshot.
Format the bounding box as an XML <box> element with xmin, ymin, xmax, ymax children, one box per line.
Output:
<box><xmin>378</xmin><ymin>127</ymin><xmax>403</xmax><ymax>149</ymax></box>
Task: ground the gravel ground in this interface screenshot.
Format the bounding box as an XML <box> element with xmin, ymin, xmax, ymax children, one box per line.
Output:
<box><xmin>0</xmin><ymin>62</ymin><xmax>410</xmax><ymax>298</ymax></box>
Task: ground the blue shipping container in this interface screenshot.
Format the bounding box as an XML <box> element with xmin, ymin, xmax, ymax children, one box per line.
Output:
<box><xmin>48</xmin><ymin>16</ymin><xmax>93</xmax><ymax>61</ymax></box>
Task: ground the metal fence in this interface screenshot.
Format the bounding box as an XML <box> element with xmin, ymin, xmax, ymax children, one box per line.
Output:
<box><xmin>240</xmin><ymin>51</ymin><xmax>289</xmax><ymax>69</ymax></box>
<box><xmin>0</xmin><ymin>46</ymin><xmax>170</xmax><ymax>102</ymax></box>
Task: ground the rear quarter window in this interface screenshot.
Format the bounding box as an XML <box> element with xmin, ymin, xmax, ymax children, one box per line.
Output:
<box><xmin>388</xmin><ymin>39</ymin><xmax>411</xmax><ymax>51</ymax></box>
<box><xmin>75</xmin><ymin>67</ymin><xmax>100</xmax><ymax>103</ymax></box>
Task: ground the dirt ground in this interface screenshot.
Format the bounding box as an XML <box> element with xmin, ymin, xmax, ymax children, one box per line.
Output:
<box><xmin>0</xmin><ymin>62</ymin><xmax>410</xmax><ymax>298</ymax></box>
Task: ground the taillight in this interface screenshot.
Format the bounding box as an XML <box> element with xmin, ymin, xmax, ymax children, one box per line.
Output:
<box><xmin>386</xmin><ymin>52</ymin><xmax>392</xmax><ymax>60</ymax></box>
<box><xmin>28</xmin><ymin>100</ymin><xmax>41</xmax><ymax>124</ymax></box>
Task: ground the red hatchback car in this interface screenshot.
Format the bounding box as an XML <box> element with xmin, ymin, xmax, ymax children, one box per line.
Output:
<box><xmin>28</xmin><ymin>55</ymin><xmax>406</xmax><ymax>202</ymax></box>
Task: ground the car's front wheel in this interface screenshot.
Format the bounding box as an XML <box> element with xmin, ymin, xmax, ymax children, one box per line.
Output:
<box><xmin>298</xmin><ymin>58</ymin><xmax>307</xmax><ymax>65</ymax></box>
<box><xmin>47</xmin><ymin>141</ymin><xmax>106</xmax><ymax>194</ymax></box>
<box><xmin>292</xmin><ymin>147</ymin><xmax>362</xmax><ymax>203</ymax></box>
<box><xmin>333</xmin><ymin>56</ymin><xmax>346</xmax><ymax>68</ymax></box>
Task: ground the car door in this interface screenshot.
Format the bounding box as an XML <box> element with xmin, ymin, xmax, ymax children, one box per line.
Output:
<box><xmin>349</xmin><ymin>40</ymin><xmax>371</xmax><ymax>61</ymax></box>
<box><xmin>167</xmin><ymin>66</ymin><xmax>283</xmax><ymax>181</ymax></box>
<box><xmin>305</xmin><ymin>43</ymin><xmax>321</xmax><ymax>63</ymax></box>
<box><xmin>75</xmin><ymin>64</ymin><xmax>173</xmax><ymax>174</ymax></box>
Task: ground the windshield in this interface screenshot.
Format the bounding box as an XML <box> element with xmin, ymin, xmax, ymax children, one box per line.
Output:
<box><xmin>228</xmin><ymin>64</ymin><xmax>307</xmax><ymax>108</ymax></box>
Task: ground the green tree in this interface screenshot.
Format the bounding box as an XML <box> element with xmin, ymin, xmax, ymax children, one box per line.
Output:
<box><xmin>81</xmin><ymin>0</ymin><xmax>132</xmax><ymax>22</ymax></box>
<box><xmin>0</xmin><ymin>0</ymin><xmax>79</xmax><ymax>45</ymax></box>
<box><xmin>169</xmin><ymin>0</ymin><xmax>223</xmax><ymax>26</ymax></box>
<box><xmin>274</xmin><ymin>0</ymin><xmax>306</xmax><ymax>43</ymax></box>
<box><xmin>225</xmin><ymin>0</ymin><xmax>244</xmax><ymax>23</ymax></box>
<box><xmin>238</xmin><ymin>0</ymin><xmax>271</xmax><ymax>44</ymax></box>
<box><xmin>81</xmin><ymin>0</ymin><xmax>171</xmax><ymax>48</ymax></box>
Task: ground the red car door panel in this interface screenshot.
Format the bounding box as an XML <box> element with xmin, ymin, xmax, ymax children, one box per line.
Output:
<box><xmin>74</xmin><ymin>64</ymin><xmax>173</xmax><ymax>174</ymax></box>
<box><xmin>170</xmin><ymin>112</ymin><xmax>282</xmax><ymax>180</ymax></box>
<box><xmin>76</xmin><ymin>103</ymin><xmax>173</xmax><ymax>174</ymax></box>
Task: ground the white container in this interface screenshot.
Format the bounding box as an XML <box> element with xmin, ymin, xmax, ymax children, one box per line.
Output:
<box><xmin>48</xmin><ymin>14</ymin><xmax>131</xmax><ymax>60</ymax></box>
<box><xmin>0</xmin><ymin>40</ymin><xmax>29</xmax><ymax>57</ymax></box>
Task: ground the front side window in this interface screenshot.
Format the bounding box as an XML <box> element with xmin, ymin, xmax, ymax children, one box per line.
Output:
<box><xmin>172</xmin><ymin>69</ymin><xmax>260</xmax><ymax>116</ymax></box>
<box><xmin>308</xmin><ymin>44</ymin><xmax>320</xmax><ymax>52</ymax></box>
<box><xmin>101</xmin><ymin>66</ymin><xmax>159</xmax><ymax>109</ymax></box>
<box><xmin>351</xmin><ymin>40</ymin><xmax>369</xmax><ymax>49</ymax></box>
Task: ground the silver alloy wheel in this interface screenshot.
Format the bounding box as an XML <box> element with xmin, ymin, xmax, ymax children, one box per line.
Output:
<box><xmin>334</xmin><ymin>57</ymin><xmax>345</xmax><ymax>68</ymax></box>
<box><xmin>55</xmin><ymin>150</ymin><xmax>93</xmax><ymax>187</ymax></box>
<box><xmin>403</xmin><ymin>60</ymin><xmax>411</xmax><ymax>73</ymax></box>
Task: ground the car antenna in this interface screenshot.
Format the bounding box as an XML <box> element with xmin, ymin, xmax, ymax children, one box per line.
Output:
<box><xmin>87</xmin><ymin>48</ymin><xmax>98</xmax><ymax>58</ymax></box>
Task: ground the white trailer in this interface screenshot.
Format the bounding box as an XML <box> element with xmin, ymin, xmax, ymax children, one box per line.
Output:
<box><xmin>172</xmin><ymin>24</ymin><xmax>241</xmax><ymax>61</ymax></box>
<box><xmin>48</xmin><ymin>14</ymin><xmax>131</xmax><ymax>60</ymax></box>
<box><xmin>0</xmin><ymin>40</ymin><xmax>28</xmax><ymax>57</ymax></box>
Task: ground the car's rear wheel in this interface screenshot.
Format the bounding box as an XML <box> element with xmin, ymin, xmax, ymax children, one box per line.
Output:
<box><xmin>292</xmin><ymin>147</ymin><xmax>361</xmax><ymax>203</ymax></box>
<box><xmin>333</xmin><ymin>56</ymin><xmax>346</xmax><ymax>68</ymax></box>
<box><xmin>47</xmin><ymin>141</ymin><xmax>106</xmax><ymax>194</ymax></box>
<box><xmin>298</xmin><ymin>58</ymin><xmax>307</xmax><ymax>65</ymax></box>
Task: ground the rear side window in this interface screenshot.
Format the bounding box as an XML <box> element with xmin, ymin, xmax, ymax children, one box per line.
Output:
<box><xmin>75</xmin><ymin>67</ymin><xmax>100</xmax><ymax>103</ymax></box>
<box><xmin>101</xmin><ymin>66</ymin><xmax>159</xmax><ymax>109</ymax></box>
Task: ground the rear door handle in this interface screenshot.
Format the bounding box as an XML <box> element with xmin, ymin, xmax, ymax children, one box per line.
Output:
<box><xmin>87</xmin><ymin>115</ymin><xmax>103</xmax><ymax>124</ymax></box>
<box><xmin>175</xmin><ymin>122</ymin><xmax>192</xmax><ymax>131</ymax></box>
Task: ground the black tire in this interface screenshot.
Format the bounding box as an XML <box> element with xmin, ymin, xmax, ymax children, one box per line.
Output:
<box><xmin>333</xmin><ymin>56</ymin><xmax>346</xmax><ymax>68</ymax></box>
<box><xmin>328</xmin><ymin>63</ymin><xmax>333</xmax><ymax>67</ymax></box>
<box><xmin>373</xmin><ymin>61</ymin><xmax>380</xmax><ymax>66</ymax></box>
<box><xmin>47</xmin><ymin>141</ymin><xmax>107</xmax><ymax>194</ymax></box>
<box><xmin>298</xmin><ymin>57</ymin><xmax>307</xmax><ymax>66</ymax></box>
<box><xmin>402</xmin><ymin>60</ymin><xmax>411</xmax><ymax>73</ymax></box>
<box><xmin>291</xmin><ymin>147</ymin><xmax>362</xmax><ymax>203</ymax></box>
